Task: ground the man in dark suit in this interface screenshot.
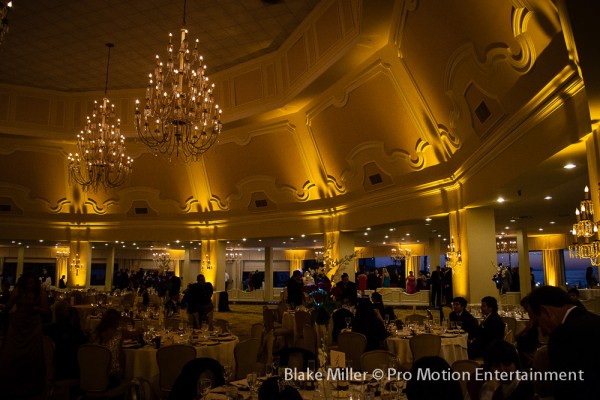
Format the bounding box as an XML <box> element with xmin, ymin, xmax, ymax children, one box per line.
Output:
<box><xmin>468</xmin><ymin>296</ymin><xmax>505</xmax><ymax>359</ymax></box>
<box><xmin>286</xmin><ymin>270</ymin><xmax>304</xmax><ymax>308</ymax></box>
<box><xmin>449</xmin><ymin>296</ymin><xmax>478</xmax><ymax>339</ymax></box>
<box><xmin>430</xmin><ymin>266</ymin><xmax>442</xmax><ymax>307</ymax></box>
<box><xmin>335</xmin><ymin>272</ymin><xmax>358</xmax><ymax>305</ymax></box>
<box><xmin>523</xmin><ymin>286</ymin><xmax>600</xmax><ymax>400</ymax></box>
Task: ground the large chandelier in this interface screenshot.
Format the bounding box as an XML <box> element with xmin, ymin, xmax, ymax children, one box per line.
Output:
<box><xmin>0</xmin><ymin>1</ymin><xmax>11</xmax><ymax>45</ymax></box>
<box><xmin>496</xmin><ymin>239</ymin><xmax>517</xmax><ymax>254</ymax></box>
<box><xmin>391</xmin><ymin>247</ymin><xmax>411</xmax><ymax>263</ymax></box>
<box><xmin>226</xmin><ymin>250</ymin><xmax>243</xmax><ymax>263</ymax></box>
<box><xmin>446</xmin><ymin>236</ymin><xmax>462</xmax><ymax>268</ymax></box>
<box><xmin>135</xmin><ymin>0</ymin><xmax>222</xmax><ymax>161</ymax></box>
<box><xmin>153</xmin><ymin>252</ymin><xmax>172</xmax><ymax>274</ymax></box>
<box><xmin>68</xmin><ymin>43</ymin><xmax>133</xmax><ymax>191</ymax></box>
<box><xmin>568</xmin><ymin>186</ymin><xmax>600</xmax><ymax>265</ymax></box>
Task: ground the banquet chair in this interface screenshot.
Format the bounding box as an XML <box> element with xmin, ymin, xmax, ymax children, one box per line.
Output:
<box><xmin>331</xmin><ymin>307</ymin><xmax>353</xmax><ymax>344</ymax></box>
<box><xmin>501</xmin><ymin>316</ymin><xmax>517</xmax><ymax>344</ymax></box>
<box><xmin>234</xmin><ymin>338</ymin><xmax>261</xmax><ymax>380</ymax></box>
<box><xmin>168</xmin><ymin>358</ymin><xmax>225</xmax><ymax>400</ymax></box>
<box><xmin>451</xmin><ymin>359</ymin><xmax>480</xmax><ymax>400</ymax></box>
<box><xmin>293</xmin><ymin>310</ymin><xmax>312</xmax><ymax>342</ymax></box>
<box><xmin>262</xmin><ymin>305</ymin><xmax>293</xmax><ymax>348</ymax></box>
<box><xmin>360</xmin><ymin>350</ymin><xmax>397</xmax><ymax>373</ymax></box>
<box><xmin>276</xmin><ymin>301</ymin><xmax>289</xmax><ymax>324</ymax></box>
<box><xmin>409</xmin><ymin>334</ymin><xmax>441</xmax><ymax>364</ymax></box>
<box><xmin>337</xmin><ymin>331</ymin><xmax>367</xmax><ymax>370</ymax></box>
<box><xmin>276</xmin><ymin>347</ymin><xmax>317</xmax><ymax>370</ymax></box>
<box><xmin>297</xmin><ymin>324</ymin><xmax>318</xmax><ymax>356</ymax></box>
<box><xmin>156</xmin><ymin>344</ymin><xmax>197</xmax><ymax>398</ymax></box>
<box><xmin>251</xmin><ymin>322</ymin><xmax>263</xmax><ymax>341</ymax></box>
<box><xmin>404</xmin><ymin>314</ymin><xmax>427</xmax><ymax>325</ymax></box>
<box><xmin>77</xmin><ymin>343</ymin><xmax>130</xmax><ymax>398</ymax></box>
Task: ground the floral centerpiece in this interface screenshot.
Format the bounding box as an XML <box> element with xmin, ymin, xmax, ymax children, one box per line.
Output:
<box><xmin>304</xmin><ymin>280</ymin><xmax>339</xmax><ymax>325</ymax></box>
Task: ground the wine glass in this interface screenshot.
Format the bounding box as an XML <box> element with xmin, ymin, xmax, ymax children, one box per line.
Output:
<box><xmin>345</xmin><ymin>316</ymin><xmax>351</xmax><ymax>329</ymax></box>
<box><xmin>384</xmin><ymin>314</ymin><xmax>390</xmax><ymax>326</ymax></box>
<box><xmin>246</xmin><ymin>373</ymin><xmax>258</xmax><ymax>393</ymax></box>
<box><xmin>196</xmin><ymin>378</ymin><xmax>212</xmax><ymax>400</ymax></box>
<box><xmin>223</xmin><ymin>364</ymin><xmax>233</xmax><ymax>383</ymax></box>
<box><xmin>272</xmin><ymin>355</ymin><xmax>280</xmax><ymax>372</ymax></box>
<box><xmin>455</xmin><ymin>321</ymin><xmax>462</xmax><ymax>332</ymax></box>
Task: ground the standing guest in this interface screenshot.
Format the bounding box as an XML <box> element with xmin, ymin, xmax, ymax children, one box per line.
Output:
<box><xmin>522</xmin><ymin>286</ymin><xmax>600</xmax><ymax>400</ymax></box>
<box><xmin>442</xmin><ymin>266</ymin><xmax>453</xmax><ymax>305</ymax></box>
<box><xmin>0</xmin><ymin>272</ymin><xmax>49</xmax><ymax>398</ymax></box>
<box><xmin>335</xmin><ymin>272</ymin><xmax>358</xmax><ymax>306</ymax></box>
<box><xmin>585</xmin><ymin>266</ymin><xmax>598</xmax><ymax>288</ymax></box>
<box><xmin>405</xmin><ymin>271</ymin><xmax>416</xmax><ymax>294</ymax></box>
<box><xmin>58</xmin><ymin>274</ymin><xmax>67</xmax><ymax>289</ymax></box>
<box><xmin>352</xmin><ymin>298</ymin><xmax>388</xmax><ymax>351</ymax></box>
<box><xmin>567</xmin><ymin>287</ymin><xmax>585</xmax><ymax>309</ymax></box>
<box><xmin>41</xmin><ymin>268</ymin><xmax>52</xmax><ymax>290</ymax></box>
<box><xmin>285</xmin><ymin>270</ymin><xmax>304</xmax><ymax>309</ymax></box>
<box><xmin>181</xmin><ymin>274</ymin><xmax>214</xmax><ymax>328</ymax></box>
<box><xmin>416</xmin><ymin>270</ymin><xmax>428</xmax><ymax>291</ymax></box>
<box><xmin>469</xmin><ymin>296</ymin><xmax>505</xmax><ymax>359</ymax></box>
<box><xmin>381</xmin><ymin>268</ymin><xmax>391</xmax><ymax>288</ymax></box>
<box><xmin>449</xmin><ymin>296</ymin><xmax>478</xmax><ymax>339</ymax></box>
<box><xmin>357</xmin><ymin>271</ymin><xmax>368</xmax><ymax>296</ymax></box>
<box><xmin>430</xmin><ymin>266</ymin><xmax>442</xmax><ymax>307</ymax></box>
<box><xmin>366</xmin><ymin>270</ymin><xmax>378</xmax><ymax>290</ymax></box>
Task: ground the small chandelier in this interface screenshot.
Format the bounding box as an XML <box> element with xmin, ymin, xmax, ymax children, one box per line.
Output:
<box><xmin>0</xmin><ymin>1</ymin><xmax>11</xmax><ymax>45</ymax></box>
<box><xmin>568</xmin><ymin>186</ymin><xmax>600</xmax><ymax>265</ymax></box>
<box><xmin>496</xmin><ymin>239</ymin><xmax>517</xmax><ymax>254</ymax></box>
<box><xmin>68</xmin><ymin>43</ymin><xmax>133</xmax><ymax>191</ymax></box>
<box><xmin>391</xmin><ymin>247</ymin><xmax>411</xmax><ymax>263</ymax></box>
<box><xmin>56</xmin><ymin>250</ymin><xmax>70</xmax><ymax>260</ymax></box>
<box><xmin>153</xmin><ymin>252</ymin><xmax>171</xmax><ymax>274</ymax></box>
<box><xmin>446</xmin><ymin>236</ymin><xmax>462</xmax><ymax>268</ymax></box>
<box><xmin>135</xmin><ymin>0</ymin><xmax>222</xmax><ymax>161</ymax></box>
<box><xmin>70</xmin><ymin>254</ymin><xmax>82</xmax><ymax>276</ymax></box>
<box><xmin>226</xmin><ymin>251</ymin><xmax>242</xmax><ymax>263</ymax></box>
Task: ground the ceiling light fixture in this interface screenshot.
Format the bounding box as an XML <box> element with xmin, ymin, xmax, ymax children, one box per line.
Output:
<box><xmin>135</xmin><ymin>0</ymin><xmax>222</xmax><ymax>161</ymax></box>
<box><xmin>446</xmin><ymin>236</ymin><xmax>462</xmax><ymax>268</ymax></box>
<box><xmin>391</xmin><ymin>247</ymin><xmax>411</xmax><ymax>264</ymax></box>
<box><xmin>68</xmin><ymin>43</ymin><xmax>133</xmax><ymax>191</ymax></box>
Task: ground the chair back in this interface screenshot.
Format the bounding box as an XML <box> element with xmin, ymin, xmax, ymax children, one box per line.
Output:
<box><xmin>168</xmin><ymin>358</ymin><xmax>225</xmax><ymax>400</ymax></box>
<box><xmin>337</xmin><ymin>331</ymin><xmax>367</xmax><ymax>370</ymax></box>
<box><xmin>451</xmin><ymin>359</ymin><xmax>480</xmax><ymax>400</ymax></box>
<box><xmin>360</xmin><ymin>350</ymin><xmax>397</xmax><ymax>373</ymax></box>
<box><xmin>78</xmin><ymin>344</ymin><xmax>112</xmax><ymax>392</ymax></box>
<box><xmin>276</xmin><ymin>347</ymin><xmax>317</xmax><ymax>370</ymax></box>
<box><xmin>262</xmin><ymin>305</ymin><xmax>275</xmax><ymax>331</ymax></box>
<box><xmin>298</xmin><ymin>324</ymin><xmax>318</xmax><ymax>355</ymax></box>
<box><xmin>156</xmin><ymin>344</ymin><xmax>198</xmax><ymax>393</ymax></box>
<box><xmin>294</xmin><ymin>310</ymin><xmax>312</xmax><ymax>340</ymax></box>
<box><xmin>251</xmin><ymin>322</ymin><xmax>263</xmax><ymax>341</ymax></box>
<box><xmin>501</xmin><ymin>316</ymin><xmax>517</xmax><ymax>344</ymax></box>
<box><xmin>234</xmin><ymin>338</ymin><xmax>261</xmax><ymax>380</ymax></box>
<box><xmin>331</xmin><ymin>307</ymin><xmax>353</xmax><ymax>343</ymax></box>
<box><xmin>409</xmin><ymin>334</ymin><xmax>441</xmax><ymax>363</ymax></box>
<box><xmin>405</xmin><ymin>314</ymin><xmax>427</xmax><ymax>325</ymax></box>
<box><xmin>277</xmin><ymin>302</ymin><xmax>289</xmax><ymax>323</ymax></box>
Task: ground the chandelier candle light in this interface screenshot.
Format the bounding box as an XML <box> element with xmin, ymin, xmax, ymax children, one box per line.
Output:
<box><xmin>68</xmin><ymin>43</ymin><xmax>133</xmax><ymax>191</ymax></box>
<box><xmin>446</xmin><ymin>236</ymin><xmax>462</xmax><ymax>268</ymax></box>
<box><xmin>135</xmin><ymin>0</ymin><xmax>222</xmax><ymax>161</ymax></box>
<box><xmin>568</xmin><ymin>186</ymin><xmax>600</xmax><ymax>265</ymax></box>
<box><xmin>391</xmin><ymin>247</ymin><xmax>411</xmax><ymax>263</ymax></box>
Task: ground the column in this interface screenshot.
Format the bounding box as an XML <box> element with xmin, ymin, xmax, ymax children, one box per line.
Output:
<box><xmin>105</xmin><ymin>246</ymin><xmax>115</xmax><ymax>292</ymax></box>
<box><xmin>265</xmin><ymin>247</ymin><xmax>274</xmax><ymax>302</ymax></box>
<box><xmin>183</xmin><ymin>249</ymin><xmax>194</xmax><ymax>289</ymax></box>
<box><xmin>16</xmin><ymin>246</ymin><xmax>24</xmax><ymax>280</ymax></box>
<box><xmin>515</xmin><ymin>229</ymin><xmax>532</xmax><ymax>296</ymax></box>
<box><xmin>201</xmin><ymin>240</ymin><xmax>217</xmax><ymax>286</ymax></box>
<box><xmin>214</xmin><ymin>241</ymin><xmax>226</xmax><ymax>291</ymax></box>
<box><xmin>428</xmin><ymin>237</ymin><xmax>442</xmax><ymax>272</ymax></box>
<box><xmin>325</xmin><ymin>231</ymin><xmax>356</xmax><ymax>283</ymax></box>
<box><xmin>456</xmin><ymin>208</ymin><xmax>498</xmax><ymax>302</ymax></box>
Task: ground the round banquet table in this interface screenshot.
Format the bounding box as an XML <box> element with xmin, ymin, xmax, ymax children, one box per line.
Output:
<box><xmin>123</xmin><ymin>336</ymin><xmax>239</xmax><ymax>383</ymax></box>
<box><xmin>385</xmin><ymin>332</ymin><xmax>468</xmax><ymax>366</ymax></box>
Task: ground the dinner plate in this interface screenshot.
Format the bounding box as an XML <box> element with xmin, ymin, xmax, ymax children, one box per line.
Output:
<box><xmin>204</xmin><ymin>341</ymin><xmax>219</xmax><ymax>346</ymax></box>
<box><xmin>440</xmin><ymin>334</ymin><xmax>458</xmax><ymax>338</ymax></box>
<box><xmin>218</xmin><ymin>336</ymin><xmax>236</xmax><ymax>342</ymax></box>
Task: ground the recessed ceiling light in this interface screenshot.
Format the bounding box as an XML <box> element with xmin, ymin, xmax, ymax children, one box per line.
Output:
<box><xmin>405</xmin><ymin>233</ymin><xmax>410</xmax><ymax>236</ymax></box>
<box><xmin>538</xmin><ymin>228</ymin><xmax>544</xmax><ymax>231</ymax></box>
<box><xmin>497</xmin><ymin>197</ymin><xmax>505</xmax><ymax>203</ymax></box>
<box><xmin>39</xmin><ymin>239</ymin><xmax>43</xmax><ymax>243</ymax></box>
<box><xmin>384</xmin><ymin>235</ymin><xmax>389</xmax><ymax>239</ymax></box>
<box><xmin>504</xmin><ymin>226</ymin><xmax>510</xmax><ymax>230</ymax></box>
<box><xmin>550</xmin><ymin>221</ymin><xmax>556</xmax><ymax>224</ymax></box>
<box><xmin>544</xmin><ymin>196</ymin><xmax>552</xmax><ymax>200</ymax></box>
<box><xmin>564</xmin><ymin>163</ymin><xmax>576</xmax><ymax>169</ymax></box>
<box><xmin>301</xmin><ymin>234</ymin><xmax>305</xmax><ymax>238</ymax></box>
<box><xmin>364</xmin><ymin>232</ymin><xmax>368</xmax><ymax>236</ymax></box>
<box><xmin>175</xmin><ymin>239</ymin><xmax>180</xmax><ymax>243</ymax></box>
<box><xmin>425</xmin><ymin>218</ymin><xmax>432</xmax><ymax>222</ymax></box>
<box><xmin>382</xmin><ymin>241</ymin><xmax>387</xmax><ymax>245</ymax></box>
<box><xmin>366</xmin><ymin>227</ymin><xmax>371</xmax><ymax>231</ymax></box>
<box><xmin>510</xmin><ymin>219</ymin><xmax>516</xmax><ymax>223</ymax></box>
<box><xmin>501</xmin><ymin>232</ymin><xmax>506</xmax><ymax>235</ymax></box>
<box><xmin>243</xmin><ymin>238</ymin><xmax>247</xmax><ymax>242</ymax></box>
<box><xmin>389</xmin><ymin>228</ymin><xmax>395</xmax><ymax>231</ymax></box>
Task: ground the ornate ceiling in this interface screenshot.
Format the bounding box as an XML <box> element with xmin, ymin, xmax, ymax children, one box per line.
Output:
<box><xmin>0</xmin><ymin>0</ymin><xmax>595</xmax><ymax>250</ymax></box>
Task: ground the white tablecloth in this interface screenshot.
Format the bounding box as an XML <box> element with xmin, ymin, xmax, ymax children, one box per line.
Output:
<box><xmin>124</xmin><ymin>337</ymin><xmax>238</xmax><ymax>382</ymax></box>
<box><xmin>386</xmin><ymin>333</ymin><xmax>468</xmax><ymax>366</ymax></box>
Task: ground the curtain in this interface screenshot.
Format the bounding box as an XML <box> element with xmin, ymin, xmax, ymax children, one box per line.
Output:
<box><xmin>542</xmin><ymin>249</ymin><xmax>565</xmax><ymax>287</ymax></box>
<box><xmin>406</xmin><ymin>256</ymin><xmax>420</xmax><ymax>275</ymax></box>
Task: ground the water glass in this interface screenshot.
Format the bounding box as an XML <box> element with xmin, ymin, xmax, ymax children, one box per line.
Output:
<box><xmin>246</xmin><ymin>373</ymin><xmax>258</xmax><ymax>393</ymax></box>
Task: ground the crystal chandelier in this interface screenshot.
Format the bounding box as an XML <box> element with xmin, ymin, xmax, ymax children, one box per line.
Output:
<box><xmin>70</xmin><ymin>254</ymin><xmax>82</xmax><ymax>276</ymax></box>
<box><xmin>68</xmin><ymin>43</ymin><xmax>133</xmax><ymax>191</ymax></box>
<box><xmin>226</xmin><ymin>250</ymin><xmax>243</xmax><ymax>263</ymax></box>
<box><xmin>390</xmin><ymin>247</ymin><xmax>411</xmax><ymax>263</ymax></box>
<box><xmin>0</xmin><ymin>1</ymin><xmax>11</xmax><ymax>45</ymax></box>
<box><xmin>446</xmin><ymin>236</ymin><xmax>462</xmax><ymax>268</ymax></box>
<box><xmin>153</xmin><ymin>252</ymin><xmax>172</xmax><ymax>274</ymax></box>
<box><xmin>496</xmin><ymin>239</ymin><xmax>517</xmax><ymax>254</ymax></box>
<box><xmin>568</xmin><ymin>186</ymin><xmax>600</xmax><ymax>265</ymax></box>
<box><xmin>135</xmin><ymin>0</ymin><xmax>222</xmax><ymax>161</ymax></box>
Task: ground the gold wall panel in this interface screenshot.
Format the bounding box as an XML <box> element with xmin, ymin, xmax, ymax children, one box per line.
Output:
<box><xmin>314</xmin><ymin>1</ymin><xmax>343</xmax><ymax>58</ymax></box>
<box><xmin>15</xmin><ymin>96</ymin><xmax>50</xmax><ymax>126</ymax></box>
<box><xmin>234</xmin><ymin>69</ymin><xmax>264</xmax><ymax>105</ymax></box>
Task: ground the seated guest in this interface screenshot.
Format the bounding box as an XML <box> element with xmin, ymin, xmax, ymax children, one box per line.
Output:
<box><xmin>352</xmin><ymin>298</ymin><xmax>388</xmax><ymax>351</ymax></box>
<box><xmin>405</xmin><ymin>356</ymin><xmax>463</xmax><ymax>400</ymax></box>
<box><xmin>43</xmin><ymin>301</ymin><xmax>87</xmax><ymax>380</ymax></box>
<box><xmin>469</xmin><ymin>296</ymin><xmax>505</xmax><ymax>359</ymax></box>
<box><xmin>371</xmin><ymin>291</ymin><xmax>396</xmax><ymax>321</ymax></box>
<box><xmin>449</xmin><ymin>296</ymin><xmax>478</xmax><ymax>338</ymax></box>
<box><xmin>331</xmin><ymin>305</ymin><xmax>353</xmax><ymax>344</ymax></box>
<box><xmin>478</xmin><ymin>340</ymin><xmax>535</xmax><ymax>400</ymax></box>
<box><xmin>259</xmin><ymin>376</ymin><xmax>303</xmax><ymax>400</ymax></box>
<box><xmin>522</xmin><ymin>286</ymin><xmax>600</xmax><ymax>400</ymax></box>
<box><xmin>335</xmin><ymin>273</ymin><xmax>358</xmax><ymax>305</ymax></box>
<box><xmin>567</xmin><ymin>287</ymin><xmax>585</xmax><ymax>309</ymax></box>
